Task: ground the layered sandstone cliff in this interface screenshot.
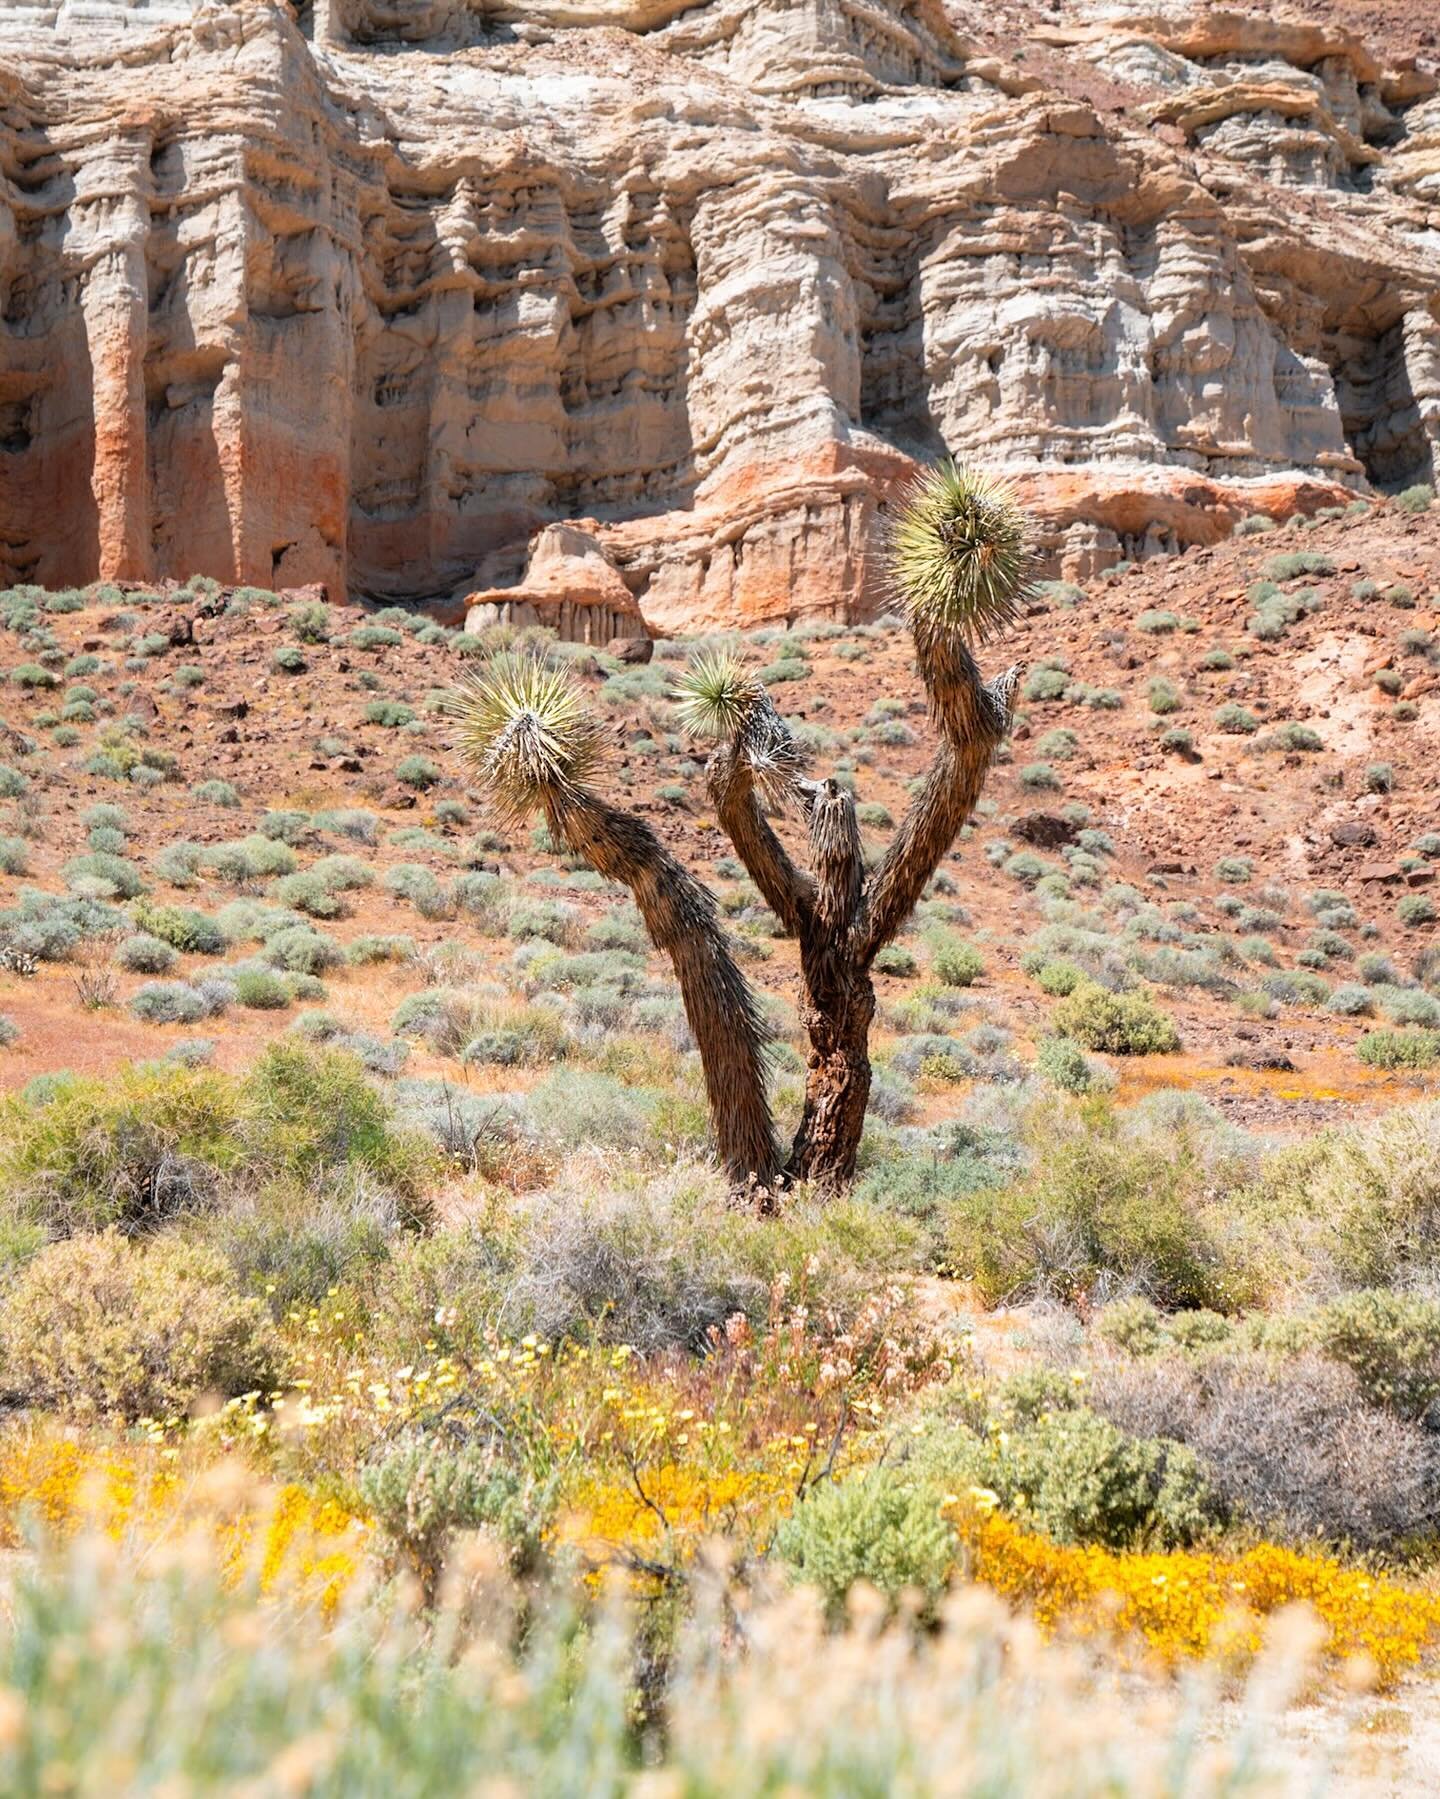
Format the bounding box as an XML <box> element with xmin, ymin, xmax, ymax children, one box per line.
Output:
<box><xmin>1</xmin><ymin>0</ymin><xmax>1437</xmax><ymax>629</ymax></box>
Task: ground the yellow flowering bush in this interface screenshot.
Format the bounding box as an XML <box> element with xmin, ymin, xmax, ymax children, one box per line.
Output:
<box><xmin>0</xmin><ymin>1428</ymin><xmax>365</xmax><ymax>1609</ymax></box>
<box><xmin>951</xmin><ymin>1501</ymin><xmax>1440</xmax><ymax>1687</ymax></box>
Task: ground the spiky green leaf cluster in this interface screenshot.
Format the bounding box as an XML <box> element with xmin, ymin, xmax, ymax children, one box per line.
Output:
<box><xmin>890</xmin><ymin>462</ymin><xmax>1032</xmax><ymax>642</ymax></box>
<box><xmin>445</xmin><ymin>655</ymin><xmax>605</xmax><ymax>829</ymax></box>
<box><xmin>674</xmin><ymin>651</ymin><xmax>804</xmax><ymax>803</ymax></box>
<box><xmin>672</xmin><ymin>652</ymin><xmax>763</xmax><ymax>742</ymax></box>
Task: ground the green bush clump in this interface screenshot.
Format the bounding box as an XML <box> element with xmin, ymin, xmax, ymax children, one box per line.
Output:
<box><xmin>152</xmin><ymin>843</ymin><xmax>203</xmax><ymax>887</ymax></box>
<box><xmin>350</xmin><ymin>625</ymin><xmax>403</xmax><ymax>650</ymax></box>
<box><xmin>363</xmin><ymin>700</ymin><xmax>414</xmax><ymax>728</ymax></box>
<box><xmin>309</xmin><ymin>854</ymin><xmax>373</xmax><ymax>894</ymax></box>
<box><xmin>1147</xmin><ymin>678</ymin><xmax>1180</xmax><ymax>715</ymax></box>
<box><xmin>272</xmin><ymin>872</ymin><xmax>342</xmax><ymax>919</ymax></box>
<box><xmin>1262</xmin><ymin>551</ymin><xmax>1334</xmax><ymax>581</ymax></box>
<box><xmin>395</xmin><ymin>754</ymin><xmax>440</xmax><ymax>789</ymax></box>
<box><xmin>926</xmin><ymin>932</ymin><xmax>984</xmax><ymax>988</ymax></box>
<box><xmin>0</xmin><ymin>836</ymin><xmax>27</xmax><ymax>876</ymax></box>
<box><xmin>346</xmin><ymin>934</ymin><xmax>415</xmax><ymax>967</ymax></box>
<box><xmin>1394</xmin><ymin>482</ymin><xmax>1434</xmax><ymax>514</ymax></box>
<box><xmin>131</xmin><ymin>901</ymin><xmax>227</xmax><ymax>955</ymax></box>
<box><xmin>233</xmin><ymin>969</ymin><xmax>291</xmax><ymax>1010</ymax></box>
<box><xmin>1356</xmin><ymin>1030</ymin><xmax>1440</xmax><ymax>1070</ymax></box>
<box><xmin>938</xmin><ymin>1408</ymin><xmax>1218</xmax><ymax>1550</ymax></box>
<box><xmin>1050</xmin><ymin>982</ymin><xmax>1179</xmax><ymax>1055</ymax></box>
<box><xmin>193</xmin><ymin>780</ymin><xmax>240</xmax><ymax>808</ymax></box>
<box><xmin>1269</xmin><ymin>722</ymin><xmax>1324</xmax><ymax>752</ymax></box>
<box><xmin>1397</xmin><ymin>894</ymin><xmax>1437</xmax><ymax>928</ymax></box>
<box><xmin>358</xmin><ymin>1434</ymin><xmax>552</xmax><ymax>1592</ymax></box>
<box><xmin>289</xmin><ymin>602</ymin><xmax>332</xmax><ymax>643</ymax></box>
<box><xmin>262</xmin><ymin>926</ymin><xmax>343</xmax><ymax>976</ymax></box>
<box><xmin>384</xmin><ymin>864</ymin><xmax>444</xmax><ymax>910</ymax></box>
<box><xmin>114</xmin><ymin>933</ymin><xmax>178</xmax><ymax>975</ymax></box>
<box><xmin>129</xmin><ymin>981</ymin><xmax>215</xmax><ymax>1026</ymax></box>
<box><xmin>1035</xmin><ymin>1035</ymin><xmax>1110</xmax><ymax>1094</ymax></box>
<box><xmin>947</xmin><ymin>1126</ymin><xmax>1232</xmax><ymax>1310</ymax></box>
<box><xmin>259</xmin><ymin>810</ymin><xmax>311</xmax><ymax>845</ymax></box>
<box><xmin>872</xmin><ymin>944</ymin><xmax>917</xmax><ymax>977</ymax></box>
<box><xmin>63</xmin><ymin>853</ymin><xmax>145</xmax><ymax>900</ymax></box>
<box><xmin>1326</xmin><ymin>984</ymin><xmax>1372</xmax><ymax>1017</ymax></box>
<box><xmin>0</xmin><ymin>1232</ymin><xmax>281</xmax><ymax>1421</ymax></box>
<box><xmin>758</xmin><ymin>659</ymin><xmax>808</xmax><ymax>686</ymax></box>
<box><xmin>1135</xmin><ymin>610</ymin><xmax>1179</xmax><ymax>635</ymax></box>
<box><xmin>1019</xmin><ymin>762</ymin><xmax>1060</xmax><ymax>791</ymax></box>
<box><xmin>1308</xmin><ymin>1290</ymin><xmax>1440</xmax><ymax>1422</ymax></box>
<box><xmin>0</xmin><ymin>1063</ymin><xmax>244</xmax><ymax>1233</ymax></box>
<box><xmin>773</xmin><ymin>1473</ymin><xmax>954</xmax><ymax>1620</ymax></box>
<box><xmin>1241</xmin><ymin>1102</ymin><xmax>1440</xmax><ymax>1289</ymax></box>
<box><xmin>1030</xmin><ymin>958</ymin><xmax>1084</xmax><ymax>997</ymax></box>
<box><xmin>11</xmin><ymin>663</ymin><xmax>58</xmax><ymax>689</ymax></box>
<box><xmin>1022</xmin><ymin>664</ymin><xmax>1069</xmax><ymax>702</ymax></box>
<box><xmin>1214</xmin><ymin>704</ymin><xmax>1258</xmax><ymax>735</ymax></box>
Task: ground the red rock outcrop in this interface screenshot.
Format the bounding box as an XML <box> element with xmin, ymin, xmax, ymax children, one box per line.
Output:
<box><xmin>0</xmin><ymin>1</ymin><xmax>1436</xmax><ymax>628</ymax></box>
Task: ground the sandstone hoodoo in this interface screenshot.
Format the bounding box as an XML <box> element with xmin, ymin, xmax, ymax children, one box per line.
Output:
<box><xmin>1</xmin><ymin>1</ymin><xmax>1436</xmax><ymax>628</ymax></box>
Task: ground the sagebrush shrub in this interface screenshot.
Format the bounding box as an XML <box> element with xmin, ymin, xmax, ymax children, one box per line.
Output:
<box><xmin>774</xmin><ymin>1473</ymin><xmax>954</xmax><ymax>1619</ymax></box>
<box><xmin>927</xmin><ymin>932</ymin><xmax>984</xmax><ymax>988</ymax></box>
<box><xmin>1050</xmin><ymin>982</ymin><xmax>1179</xmax><ymax>1055</ymax></box>
<box><xmin>1</xmin><ymin>1232</ymin><xmax>280</xmax><ymax>1421</ymax></box>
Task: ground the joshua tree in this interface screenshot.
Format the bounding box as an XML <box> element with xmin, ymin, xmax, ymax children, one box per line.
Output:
<box><xmin>450</xmin><ymin>464</ymin><xmax>1030</xmax><ymax>1201</ymax></box>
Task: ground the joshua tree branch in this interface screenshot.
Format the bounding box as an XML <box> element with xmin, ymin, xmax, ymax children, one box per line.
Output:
<box><xmin>807</xmin><ymin>779</ymin><xmax>865</xmax><ymax>949</ymax></box>
<box><xmin>858</xmin><ymin>640</ymin><xmax>1016</xmax><ymax>964</ymax></box>
<box><xmin>706</xmin><ymin>741</ymin><xmax>816</xmax><ymax>938</ymax></box>
<box><xmin>546</xmin><ymin>785</ymin><xmax>782</xmax><ymax>1193</ymax></box>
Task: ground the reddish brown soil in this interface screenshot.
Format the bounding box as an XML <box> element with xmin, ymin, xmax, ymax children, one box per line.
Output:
<box><xmin>0</xmin><ymin>493</ymin><xmax>1437</xmax><ymax>1130</ymax></box>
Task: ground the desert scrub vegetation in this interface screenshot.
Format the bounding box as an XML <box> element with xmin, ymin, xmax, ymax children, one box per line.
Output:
<box><xmin>0</xmin><ymin>1494</ymin><xmax>1373</xmax><ymax>1796</ymax></box>
<box><xmin>2</xmin><ymin>1232</ymin><xmax>280</xmax><ymax>1420</ymax></box>
<box><xmin>1049</xmin><ymin>981</ymin><xmax>1180</xmax><ymax>1055</ymax></box>
<box><xmin>0</xmin><ymin>1045</ymin><xmax>433</xmax><ymax>1240</ymax></box>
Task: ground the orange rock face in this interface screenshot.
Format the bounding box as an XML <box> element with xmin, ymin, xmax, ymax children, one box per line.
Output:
<box><xmin>0</xmin><ymin>2</ymin><xmax>1435</xmax><ymax>630</ymax></box>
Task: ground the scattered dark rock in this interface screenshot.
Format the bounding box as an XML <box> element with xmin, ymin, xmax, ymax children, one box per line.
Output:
<box><xmin>1225</xmin><ymin>1048</ymin><xmax>1297</xmax><ymax>1072</ymax></box>
<box><xmin>608</xmin><ymin>635</ymin><xmax>654</xmax><ymax>664</ymax></box>
<box><xmin>1013</xmin><ymin>812</ymin><xmax>1077</xmax><ymax>849</ymax></box>
<box><xmin>1329</xmin><ymin>820</ymin><xmax>1377</xmax><ymax>849</ymax></box>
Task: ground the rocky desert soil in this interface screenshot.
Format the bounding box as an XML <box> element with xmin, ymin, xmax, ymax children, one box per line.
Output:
<box><xmin>0</xmin><ymin>492</ymin><xmax>1434</xmax><ymax>1134</ymax></box>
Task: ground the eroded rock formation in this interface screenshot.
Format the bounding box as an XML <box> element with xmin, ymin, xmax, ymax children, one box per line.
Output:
<box><xmin>1</xmin><ymin>0</ymin><xmax>1436</xmax><ymax>629</ymax></box>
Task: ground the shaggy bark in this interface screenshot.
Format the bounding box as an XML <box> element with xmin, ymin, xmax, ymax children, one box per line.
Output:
<box><xmin>706</xmin><ymin>640</ymin><xmax>1014</xmax><ymax>1193</ymax></box>
<box><xmin>545</xmin><ymin>787</ymin><xmax>781</xmax><ymax>1196</ymax></box>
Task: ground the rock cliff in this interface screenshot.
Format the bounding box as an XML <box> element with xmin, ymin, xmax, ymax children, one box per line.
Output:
<box><xmin>1</xmin><ymin>0</ymin><xmax>1437</xmax><ymax>628</ymax></box>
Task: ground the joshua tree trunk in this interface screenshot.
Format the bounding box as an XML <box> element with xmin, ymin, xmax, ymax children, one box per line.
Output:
<box><xmin>788</xmin><ymin>962</ymin><xmax>875</xmax><ymax>1188</ymax></box>
<box><xmin>545</xmin><ymin>786</ymin><xmax>781</xmax><ymax>1196</ymax></box>
<box><xmin>452</xmin><ymin>463</ymin><xmax>1030</xmax><ymax>1203</ymax></box>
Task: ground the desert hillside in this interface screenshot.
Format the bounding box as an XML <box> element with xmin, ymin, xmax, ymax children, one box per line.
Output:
<box><xmin>1</xmin><ymin>490</ymin><xmax>1436</xmax><ymax>1117</ymax></box>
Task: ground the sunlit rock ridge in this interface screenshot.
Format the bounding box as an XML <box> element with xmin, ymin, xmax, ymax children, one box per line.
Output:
<box><xmin>1</xmin><ymin>0</ymin><xmax>1437</xmax><ymax>629</ymax></box>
